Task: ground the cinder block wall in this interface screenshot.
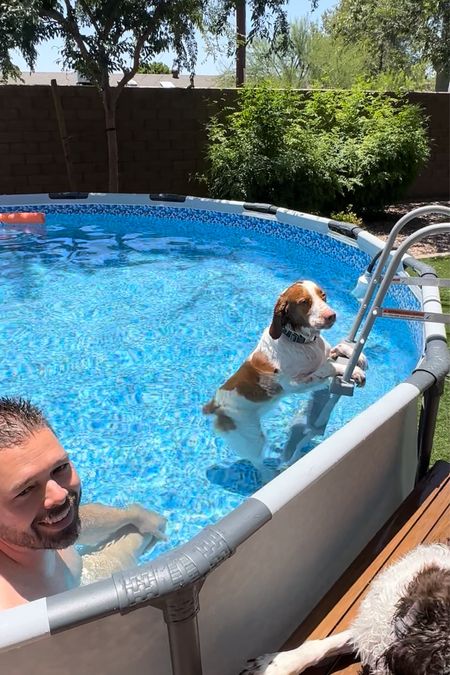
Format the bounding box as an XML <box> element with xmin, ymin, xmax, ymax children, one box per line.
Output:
<box><xmin>407</xmin><ymin>92</ymin><xmax>450</xmax><ymax>200</ymax></box>
<box><xmin>0</xmin><ymin>86</ymin><xmax>448</xmax><ymax>200</ymax></box>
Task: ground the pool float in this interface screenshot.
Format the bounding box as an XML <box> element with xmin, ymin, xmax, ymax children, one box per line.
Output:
<box><xmin>0</xmin><ymin>212</ymin><xmax>45</xmax><ymax>225</ymax></box>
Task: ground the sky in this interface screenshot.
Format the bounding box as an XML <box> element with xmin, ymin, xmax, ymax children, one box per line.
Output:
<box><xmin>12</xmin><ymin>1</ymin><xmax>337</xmax><ymax>75</ymax></box>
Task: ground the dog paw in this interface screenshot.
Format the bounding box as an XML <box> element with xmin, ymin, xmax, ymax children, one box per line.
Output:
<box><xmin>239</xmin><ymin>653</ymin><xmax>282</xmax><ymax>674</ymax></box>
<box><xmin>330</xmin><ymin>341</ymin><xmax>368</xmax><ymax>371</ymax></box>
<box><xmin>356</xmin><ymin>352</ymin><xmax>368</xmax><ymax>371</ymax></box>
<box><xmin>350</xmin><ymin>365</ymin><xmax>366</xmax><ymax>387</ymax></box>
<box><xmin>239</xmin><ymin>654</ymin><xmax>271</xmax><ymax>674</ymax></box>
<box><xmin>239</xmin><ymin>652</ymin><xmax>302</xmax><ymax>675</ymax></box>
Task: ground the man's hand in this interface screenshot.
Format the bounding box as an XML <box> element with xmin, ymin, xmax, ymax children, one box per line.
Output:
<box><xmin>78</xmin><ymin>502</ymin><xmax>167</xmax><ymax>548</ymax></box>
<box><xmin>80</xmin><ymin>505</ymin><xmax>168</xmax><ymax>583</ymax></box>
<box><xmin>126</xmin><ymin>504</ymin><xmax>167</xmax><ymax>541</ymax></box>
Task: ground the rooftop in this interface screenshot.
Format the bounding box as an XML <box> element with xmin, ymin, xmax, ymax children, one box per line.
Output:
<box><xmin>6</xmin><ymin>71</ymin><xmax>222</xmax><ymax>89</ymax></box>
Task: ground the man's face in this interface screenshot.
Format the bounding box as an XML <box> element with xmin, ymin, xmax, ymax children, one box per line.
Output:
<box><xmin>0</xmin><ymin>426</ymin><xmax>81</xmax><ymax>550</ymax></box>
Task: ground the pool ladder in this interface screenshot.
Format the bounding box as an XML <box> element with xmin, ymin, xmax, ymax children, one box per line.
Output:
<box><xmin>331</xmin><ymin>204</ymin><xmax>450</xmax><ymax>397</ymax></box>
<box><xmin>285</xmin><ymin>205</ymin><xmax>450</xmax><ymax>466</ymax></box>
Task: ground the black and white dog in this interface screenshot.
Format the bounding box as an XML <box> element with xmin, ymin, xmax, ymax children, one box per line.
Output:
<box><xmin>241</xmin><ymin>541</ymin><xmax>450</xmax><ymax>675</ymax></box>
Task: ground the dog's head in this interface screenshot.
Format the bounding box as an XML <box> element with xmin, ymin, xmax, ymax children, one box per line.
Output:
<box><xmin>269</xmin><ymin>280</ymin><xmax>336</xmax><ymax>340</ymax></box>
<box><xmin>381</xmin><ymin>564</ymin><xmax>450</xmax><ymax>675</ymax></box>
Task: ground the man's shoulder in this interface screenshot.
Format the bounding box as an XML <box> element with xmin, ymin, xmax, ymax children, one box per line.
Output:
<box><xmin>0</xmin><ymin>549</ymin><xmax>82</xmax><ymax>610</ymax></box>
<box><xmin>0</xmin><ymin>573</ymin><xmax>27</xmax><ymax>611</ymax></box>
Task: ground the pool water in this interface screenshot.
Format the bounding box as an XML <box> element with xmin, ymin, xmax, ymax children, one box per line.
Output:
<box><xmin>0</xmin><ymin>207</ymin><xmax>420</xmax><ymax>560</ymax></box>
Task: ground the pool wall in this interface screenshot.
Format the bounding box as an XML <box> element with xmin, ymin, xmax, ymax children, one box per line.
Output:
<box><xmin>0</xmin><ymin>193</ymin><xmax>448</xmax><ymax>675</ymax></box>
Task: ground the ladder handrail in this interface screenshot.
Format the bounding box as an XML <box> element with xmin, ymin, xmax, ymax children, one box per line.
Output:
<box><xmin>341</xmin><ymin>222</ymin><xmax>450</xmax><ymax>386</ymax></box>
<box><xmin>348</xmin><ymin>205</ymin><xmax>450</xmax><ymax>341</ymax></box>
<box><xmin>289</xmin><ymin>212</ymin><xmax>449</xmax><ymax>459</ymax></box>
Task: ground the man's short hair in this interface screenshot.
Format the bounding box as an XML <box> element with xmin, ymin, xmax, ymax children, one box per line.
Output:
<box><xmin>0</xmin><ymin>397</ymin><xmax>50</xmax><ymax>449</ymax></box>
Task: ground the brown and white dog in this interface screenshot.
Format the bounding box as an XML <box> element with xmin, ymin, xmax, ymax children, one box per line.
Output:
<box><xmin>241</xmin><ymin>541</ymin><xmax>450</xmax><ymax>675</ymax></box>
<box><xmin>203</xmin><ymin>280</ymin><xmax>366</xmax><ymax>475</ymax></box>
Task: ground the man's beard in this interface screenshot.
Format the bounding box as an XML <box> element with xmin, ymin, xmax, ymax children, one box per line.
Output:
<box><xmin>0</xmin><ymin>491</ymin><xmax>81</xmax><ymax>550</ymax></box>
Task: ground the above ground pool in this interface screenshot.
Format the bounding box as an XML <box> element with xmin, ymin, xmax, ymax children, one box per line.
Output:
<box><xmin>0</xmin><ymin>200</ymin><xmax>420</xmax><ymax>561</ymax></box>
<box><xmin>0</xmin><ymin>195</ymin><xmax>448</xmax><ymax>675</ymax></box>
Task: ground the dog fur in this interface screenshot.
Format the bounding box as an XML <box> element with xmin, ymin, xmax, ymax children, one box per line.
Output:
<box><xmin>241</xmin><ymin>541</ymin><xmax>450</xmax><ymax>675</ymax></box>
<box><xmin>203</xmin><ymin>280</ymin><xmax>366</xmax><ymax>473</ymax></box>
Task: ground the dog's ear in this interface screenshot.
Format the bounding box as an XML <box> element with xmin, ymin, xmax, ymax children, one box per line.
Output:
<box><xmin>269</xmin><ymin>297</ymin><xmax>288</xmax><ymax>339</ymax></box>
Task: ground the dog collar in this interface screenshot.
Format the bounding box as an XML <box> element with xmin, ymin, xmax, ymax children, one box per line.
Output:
<box><xmin>282</xmin><ymin>326</ymin><xmax>317</xmax><ymax>344</ymax></box>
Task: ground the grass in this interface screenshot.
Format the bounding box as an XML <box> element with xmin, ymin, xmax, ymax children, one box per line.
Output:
<box><xmin>421</xmin><ymin>256</ymin><xmax>450</xmax><ymax>464</ymax></box>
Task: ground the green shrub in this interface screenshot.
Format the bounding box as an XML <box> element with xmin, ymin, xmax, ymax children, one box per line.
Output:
<box><xmin>330</xmin><ymin>208</ymin><xmax>364</xmax><ymax>226</ymax></box>
<box><xmin>203</xmin><ymin>85</ymin><xmax>429</xmax><ymax>213</ymax></box>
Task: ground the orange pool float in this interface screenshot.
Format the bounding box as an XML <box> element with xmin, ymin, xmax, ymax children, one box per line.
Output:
<box><xmin>0</xmin><ymin>212</ymin><xmax>46</xmax><ymax>225</ymax></box>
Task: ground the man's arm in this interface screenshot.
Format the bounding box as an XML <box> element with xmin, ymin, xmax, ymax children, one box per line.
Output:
<box><xmin>77</xmin><ymin>503</ymin><xmax>167</xmax><ymax>549</ymax></box>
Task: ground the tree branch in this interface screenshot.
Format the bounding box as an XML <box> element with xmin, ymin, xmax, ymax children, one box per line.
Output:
<box><xmin>39</xmin><ymin>6</ymin><xmax>101</xmax><ymax>81</ymax></box>
<box><xmin>39</xmin><ymin>7</ymin><xmax>88</xmax><ymax>60</ymax></box>
<box><xmin>78</xmin><ymin>0</ymin><xmax>102</xmax><ymax>37</ymax></box>
<box><xmin>115</xmin><ymin>23</ymin><xmax>157</xmax><ymax>96</ymax></box>
<box><xmin>63</xmin><ymin>0</ymin><xmax>76</xmax><ymax>24</ymax></box>
<box><xmin>100</xmin><ymin>1</ymin><xmax>120</xmax><ymax>42</ymax></box>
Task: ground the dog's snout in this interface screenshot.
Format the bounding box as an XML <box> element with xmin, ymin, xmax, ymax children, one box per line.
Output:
<box><xmin>324</xmin><ymin>309</ymin><xmax>336</xmax><ymax>326</ymax></box>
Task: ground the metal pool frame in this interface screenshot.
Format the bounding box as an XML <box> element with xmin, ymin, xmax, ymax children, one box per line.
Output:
<box><xmin>0</xmin><ymin>193</ymin><xmax>448</xmax><ymax>675</ymax></box>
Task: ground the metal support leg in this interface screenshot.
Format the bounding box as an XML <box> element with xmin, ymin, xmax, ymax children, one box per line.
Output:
<box><xmin>162</xmin><ymin>584</ymin><xmax>204</xmax><ymax>675</ymax></box>
<box><xmin>416</xmin><ymin>382</ymin><xmax>445</xmax><ymax>482</ymax></box>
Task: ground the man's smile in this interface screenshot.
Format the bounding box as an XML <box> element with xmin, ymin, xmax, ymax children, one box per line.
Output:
<box><xmin>37</xmin><ymin>501</ymin><xmax>74</xmax><ymax>530</ymax></box>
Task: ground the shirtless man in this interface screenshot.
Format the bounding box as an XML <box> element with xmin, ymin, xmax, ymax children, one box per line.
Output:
<box><xmin>0</xmin><ymin>397</ymin><xmax>167</xmax><ymax>610</ymax></box>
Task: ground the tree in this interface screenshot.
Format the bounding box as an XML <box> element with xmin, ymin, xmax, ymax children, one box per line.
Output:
<box><xmin>138</xmin><ymin>61</ymin><xmax>170</xmax><ymax>74</ymax></box>
<box><xmin>244</xmin><ymin>18</ymin><xmax>314</xmax><ymax>88</ymax></box>
<box><xmin>325</xmin><ymin>0</ymin><xmax>450</xmax><ymax>91</ymax></box>
<box><xmin>0</xmin><ymin>0</ymin><xmax>290</xmax><ymax>191</ymax></box>
<box><xmin>218</xmin><ymin>16</ymin><xmax>432</xmax><ymax>91</ymax></box>
<box><xmin>228</xmin><ymin>18</ymin><xmax>369</xmax><ymax>89</ymax></box>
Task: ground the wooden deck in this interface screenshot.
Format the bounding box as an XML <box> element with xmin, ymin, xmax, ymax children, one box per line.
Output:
<box><xmin>282</xmin><ymin>460</ymin><xmax>450</xmax><ymax>674</ymax></box>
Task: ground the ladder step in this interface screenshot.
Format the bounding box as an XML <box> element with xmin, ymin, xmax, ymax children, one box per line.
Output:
<box><xmin>390</xmin><ymin>276</ymin><xmax>450</xmax><ymax>287</ymax></box>
<box><xmin>379</xmin><ymin>308</ymin><xmax>450</xmax><ymax>324</ymax></box>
